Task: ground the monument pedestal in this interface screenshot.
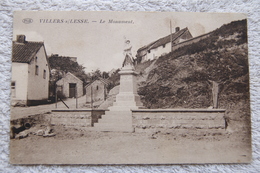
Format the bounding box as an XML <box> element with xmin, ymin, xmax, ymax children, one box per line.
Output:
<box><xmin>94</xmin><ymin>65</ymin><xmax>143</xmax><ymax>132</ymax></box>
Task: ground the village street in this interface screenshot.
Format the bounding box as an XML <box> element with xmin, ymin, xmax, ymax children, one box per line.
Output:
<box><xmin>10</xmin><ymin>96</ymin><xmax>87</xmax><ymax>120</ymax></box>
<box><xmin>10</xmin><ymin>127</ymin><xmax>251</xmax><ymax>164</ymax></box>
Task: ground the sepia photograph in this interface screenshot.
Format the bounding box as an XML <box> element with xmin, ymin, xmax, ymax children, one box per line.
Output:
<box><xmin>9</xmin><ymin>11</ymin><xmax>251</xmax><ymax>164</ymax></box>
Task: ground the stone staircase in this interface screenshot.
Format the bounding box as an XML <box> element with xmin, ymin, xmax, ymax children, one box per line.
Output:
<box><xmin>94</xmin><ymin>111</ymin><xmax>134</xmax><ymax>132</ymax></box>
<box><xmin>93</xmin><ymin>64</ymin><xmax>144</xmax><ymax>132</ymax></box>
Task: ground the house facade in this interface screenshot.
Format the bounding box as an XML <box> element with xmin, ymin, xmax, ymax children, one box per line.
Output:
<box><xmin>136</xmin><ymin>27</ymin><xmax>193</xmax><ymax>62</ymax></box>
<box><xmin>85</xmin><ymin>78</ymin><xmax>110</xmax><ymax>103</ymax></box>
<box><xmin>56</xmin><ymin>72</ymin><xmax>83</xmax><ymax>98</ymax></box>
<box><xmin>11</xmin><ymin>35</ymin><xmax>50</xmax><ymax>106</ymax></box>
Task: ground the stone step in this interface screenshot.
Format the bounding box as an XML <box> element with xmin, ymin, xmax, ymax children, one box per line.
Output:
<box><xmin>104</xmin><ymin>111</ymin><xmax>132</xmax><ymax>116</ymax></box>
<box><xmin>97</xmin><ymin>117</ymin><xmax>132</xmax><ymax>124</ymax></box>
<box><xmin>108</xmin><ymin>106</ymin><xmax>143</xmax><ymax>111</ymax></box>
<box><xmin>93</xmin><ymin>110</ymin><xmax>134</xmax><ymax>132</ymax></box>
<box><xmin>100</xmin><ymin>115</ymin><xmax>132</xmax><ymax>121</ymax></box>
<box><xmin>94</xmin><ymin>123</ymin><xmax>134</xmax><ymax>132</ymax></box>
<box><xmin>113</xmin><ymin>101</ymin><xmax>143</xmax><ymax>107</ymax></box>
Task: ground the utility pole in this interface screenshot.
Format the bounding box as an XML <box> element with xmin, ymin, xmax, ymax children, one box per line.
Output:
<box><xmin>170</xmin><ymin>20</ymin><xmax>173</xmax><ymax>52</ymax></box>
<box><xmin>76</xmin><ymin>86</ymin><xmax>78</xmax><ymax>109</ymax></box>
<box><xmin>55</xmin><ymin>84</ymin><xmax>57</xmax><ymax>108</ymax></box>
<box><xmin>91</xmin><ymin>75</ymin><xmax>93</xmax><ymax>109</ymax></box>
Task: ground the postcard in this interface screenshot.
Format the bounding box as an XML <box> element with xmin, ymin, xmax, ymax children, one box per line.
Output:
<box><xmin>10</xmin><ymin>11</ymin><xmax>251</xmax><ymax>164</ymax></box>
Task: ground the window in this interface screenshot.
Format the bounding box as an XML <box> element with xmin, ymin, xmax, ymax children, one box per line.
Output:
<box><xmin>11</xmin><ymin>81</ymin><xmax>16</xmax><ymax>98</ymax></box>
<box><xmin>148</xmin><ymin>50</ymin><xmax>151</xmax><ymax>53</ymax></box>
<box><xmin>43</xmin><ymin>70</ymin><xmax>46</xmax><ymax>79</ymax></box>
<box><xmin>35</xmin><ymin>65</ymin><xmax>39</xmax><ymax>75</ymax></box>
<box><xmin>35</xmin><ymin>56</ymin><xmax>38</xmax><ymax>63</ymax></box>
<box><xmin>162</xmin><ymin>44</ymin><xmax>165</xmax><ymax>48</ymax></box>
<box><xmin>96</xmin><ymin>86</ymin><xmax>99</xmax><ymax>90</ymax></box>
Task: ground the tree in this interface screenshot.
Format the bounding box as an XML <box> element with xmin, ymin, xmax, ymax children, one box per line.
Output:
<box><xmin>48</xmin><ymin>54</ymin><xmax>89</xmax><ymax>84</ymax></box>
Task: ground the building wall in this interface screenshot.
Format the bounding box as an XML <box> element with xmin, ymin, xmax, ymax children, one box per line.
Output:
<box><xmin>11</xmin><ymin>62</ymin><xmax>29</xmax><ymax>101</ymax></box>
<box><xmin>141</xmin><ymin>30</ymin><xmax>193</xmax><ymax>62</ymax></box>
<box><xmin>56</xmin><ymin>73</ymin><xmax>83</xmax><ymax>98</ymax></box>
<box><xmin>27</xmin><ymin>46</ymin><xmax>50</xmax><ymax>101</ymax></box>
<box><xmin>146</xmin><ymin>42</ymin><xmax>171</xmax><ymax>61</ymax></box>
<box><xmin>86</xmin><ymin>80</ymin><xmax>107</xmax><ymax>102</ymax></box>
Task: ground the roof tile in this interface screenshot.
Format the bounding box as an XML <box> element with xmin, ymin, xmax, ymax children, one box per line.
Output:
<box><xmin>12</xmin><ymin>41</ymin><xmax>44</xmax><ymax>63</ymax></box>
<box><xmin>138</xmin><ymin>28</ymin><xmax>189</xmax><ymax>52</ymax></box>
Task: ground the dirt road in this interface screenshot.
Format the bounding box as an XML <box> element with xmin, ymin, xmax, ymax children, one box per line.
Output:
<box><xmin>11</xmin><ymin>96</ymin><xmax>87</xmax><ymax>120</ymax></box>
<box><xmin>10</xmin><ymin>128</ymin><xmax>251</xmax><ymax>164</ymax></box>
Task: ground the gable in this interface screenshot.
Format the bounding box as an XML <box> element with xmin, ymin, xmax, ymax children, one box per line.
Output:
<box><xmin>12</xmin><ymin>41</ymin><xmax>44</xmax><ymax>63</ymax></box>
<box><xmin>57</xmin><ymin>72</ymin><xmax>83</xmax><ymax>85</ymax></box>
<box><xmin>137</xmin><ymin>27</ymin><xmax>192</xmax><ymax>53</ymax></box>
<box><xmin>85</xmin><ymin>78</ymin><xmax>110</xmax><ymax>89</ymax></box>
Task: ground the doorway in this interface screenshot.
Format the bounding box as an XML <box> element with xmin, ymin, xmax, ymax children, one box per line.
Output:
<box><xmin>69</xmin><ymin>83</ymin><xmax>76</xmax><ymax>98</ymax></box>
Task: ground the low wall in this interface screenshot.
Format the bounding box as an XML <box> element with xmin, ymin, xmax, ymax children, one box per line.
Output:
<box><xmin>11</xmin><ymin>99</ymin><xmax>49</xmax><ymax>106</ymax></box>
<box><xmin>51</xmin><ymin>109</ymin><xmax>107</xmax><ymax>128</ymax></box>
<box><xmin>132</xmin><ymin>109</ymin><xmax>226</xmax><ymax>133</ymax></box>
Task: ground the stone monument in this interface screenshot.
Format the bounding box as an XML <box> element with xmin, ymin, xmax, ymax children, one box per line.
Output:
<box><xmin>94</xmin><ymin>39</ymin><xmax>143</xmax><ymax>132</ymax></box>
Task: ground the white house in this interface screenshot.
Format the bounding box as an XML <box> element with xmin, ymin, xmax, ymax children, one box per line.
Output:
<box><xmin>11</xmin><ymin>35</ymin><xmax>50</xmax><ymax>106</ymax></box>
<box><xmin>136</xmin><ymin>27</ymin><xmax>193</xmax><ymax>62</ymax></box>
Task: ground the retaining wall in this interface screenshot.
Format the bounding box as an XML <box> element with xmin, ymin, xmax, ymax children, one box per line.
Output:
<box><xmin>51</xmin><ymin>109</ymin><xmax>107</xmax><ymax>128</ymax></box>
<box><xmin>132</xmin><ymin>109</ymin><xmax>226</xmax><ymax>133</ymax></box>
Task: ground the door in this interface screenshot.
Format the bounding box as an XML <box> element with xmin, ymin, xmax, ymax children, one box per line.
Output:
<box><xmin>69</xmin><ymin>83</ymin><xmax>76</xmax><ymax>98</ymax></box>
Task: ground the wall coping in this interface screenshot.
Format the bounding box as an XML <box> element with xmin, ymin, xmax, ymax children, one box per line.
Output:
<box><xmin>131</xmin><ymin>109</ymin><xmax>226</xmax><ymax>113</ymax></box>
<box><xmin>52</xmin><ymin>108</ymin><xmax>226</xmax><ymax>113</ymax></box>
<box><xmin>52</xmin><ymin>109</ymin><xmax>108</xmax><ymax>112</ymax></box>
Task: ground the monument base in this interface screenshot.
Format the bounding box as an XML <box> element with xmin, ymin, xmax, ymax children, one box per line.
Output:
<box><xmin>93</xmin><ymin>65</ymin><xmax>143</xmax><ymax>132</ymax></box>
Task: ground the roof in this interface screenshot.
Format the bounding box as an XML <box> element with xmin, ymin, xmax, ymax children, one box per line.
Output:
<box><xmin>137</xmin><ymin>27</ymin><xmax>189</xmax><ymax>52</ymax></box>
<box><xmin>65</xmin><ymin>72</ymin><xmax>83</xmax><ymax>83</ymax></box>
<box><xmin>98</xmin><ymin>77</ymin><xmax>110</xmax><ymax>85</ymax></box>
<box><xmin>85</xmin><ymin>77</ymin><xmax>110</xmax><ymax>88</ymax></box>
<box><xmin>12</xmin><ymin>41</ymin><xmax>44</xmax><ymax>63</ymax></box>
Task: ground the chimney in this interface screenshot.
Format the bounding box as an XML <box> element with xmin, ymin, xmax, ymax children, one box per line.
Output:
<box><xmin>175</xmin><ymin>27</ymin><xmax>180</xmax><ymax>32</ymax></box>
<box><xmin>16</xmin><ymin>35</ymin><xmax>26</xmax><ymax>43</ymax></box>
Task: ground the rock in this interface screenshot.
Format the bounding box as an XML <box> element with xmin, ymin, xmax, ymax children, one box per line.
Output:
<box><xmin>16</xmin><ymin>131</ymin><xmax>29</xmax><ymax>139</ymax></box>
<box><xmin>43</xmin><ymin>133</ymin><xmax>56</xmax><ymax>137</ymax></box>
<box><xmin>36</xmin><ymin>129</ymin><xmax>44</xmax><ymax>136</ymax></box>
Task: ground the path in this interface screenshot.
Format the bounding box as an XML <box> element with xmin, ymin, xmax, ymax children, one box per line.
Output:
<box><xmin>10</xmin><ymin>95</ymin><xmax>87</xmax><ymax>120</ymax></box>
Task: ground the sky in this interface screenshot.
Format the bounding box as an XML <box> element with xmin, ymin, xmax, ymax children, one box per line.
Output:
<box><xmin>13</xmin><ymin>11</ymin><xmax>246</xmax><ymax>73</ymax></box>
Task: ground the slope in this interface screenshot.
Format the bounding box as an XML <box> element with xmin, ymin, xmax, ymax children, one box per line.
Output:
<box><xmin>137</xmin><ymin>19</ymin><xmax>250</xmax><ymax>131</ymax></box>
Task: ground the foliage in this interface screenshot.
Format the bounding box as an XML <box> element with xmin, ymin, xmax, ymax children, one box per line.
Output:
<box><xmin>107</xmin><ymin>69</ymin><xmax>120</xmax><ymax>91</ymax></box>
<box><xmin>48</xmin><ymin>54</ymin><xmax>89</xmax><ymax>84</ymax></box>
<box><xmin>138</xmin><ymin>19</ymin><xmax>249</xmax><ymax>115</ymax></box>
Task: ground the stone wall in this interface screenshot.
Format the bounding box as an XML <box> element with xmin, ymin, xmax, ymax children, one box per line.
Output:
<box><xmin>51</xmin><ymin>109</ymin><xmax>106</xmax><ymax>128</ymax></box>
<box><xmin>132</xmin><ymin>109</ymin><xmax>226</xmax><ymax>133</ymax></box>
